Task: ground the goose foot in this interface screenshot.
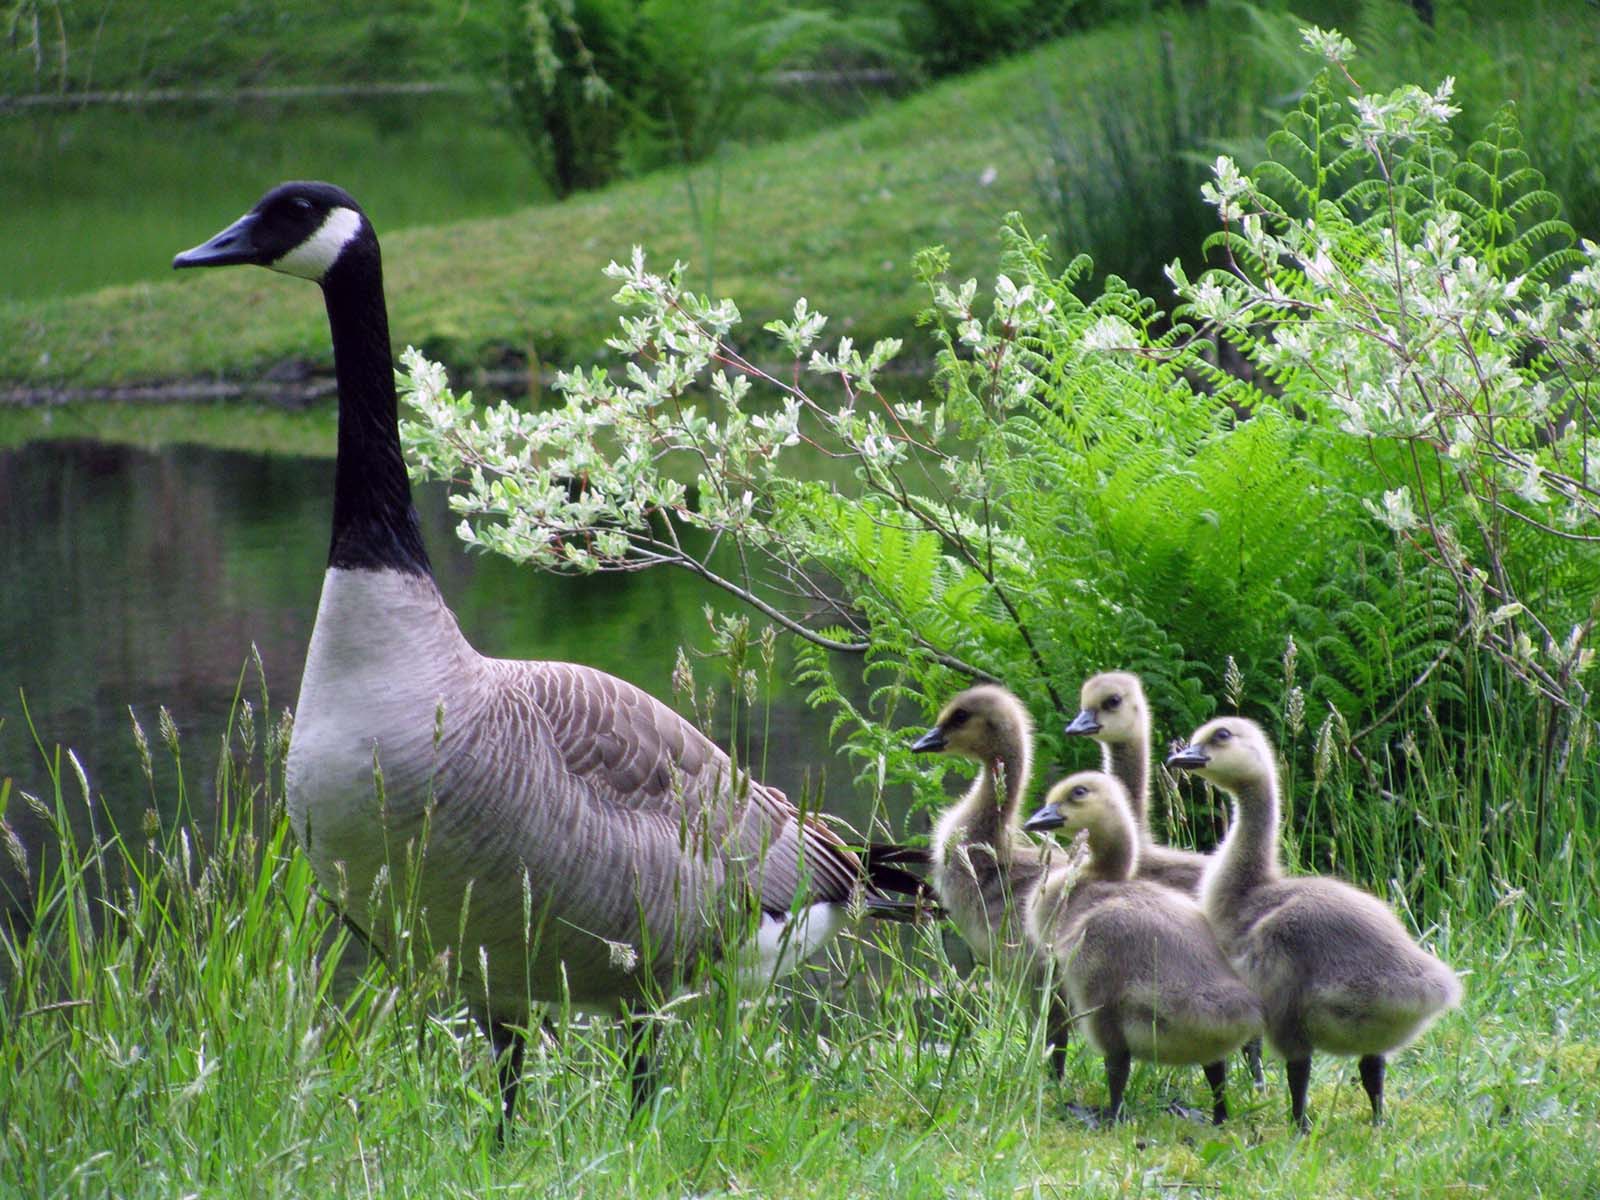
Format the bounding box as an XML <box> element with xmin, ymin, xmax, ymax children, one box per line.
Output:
<box><xmin>1062</xmin><ymin>1102</ymin><xmax>1122</xmax><ymax>1128</ymax></box>
<box><xmin>1163</xmin><ymin>1100</ymin><xmax>1211</xmax><ymax>1124</ymax></box>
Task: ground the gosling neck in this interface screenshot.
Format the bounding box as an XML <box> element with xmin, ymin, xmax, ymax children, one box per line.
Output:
<box><xmin>1211</xmin><ymin>771</ymin><xmax>1283</xmax><ymax>896</ymax></box>
<box><xmin>1085</xmin><ymin>805</ymin><xmax>1139</xmax><ymax>883</ymax></box>
<box><xmin>1101</xmin><ymin>734</ymin><xmax>1151</xmax><ymax>835</ymax></box>
<box><xmin>320</xmin><ymin>237</ymin><xmax>432</xmax><ymax>578</ymax></box>
<box><xmin>951</xmin><ymin>728</ymin><xmax>1032</xmax><ymax>858</ymax></box>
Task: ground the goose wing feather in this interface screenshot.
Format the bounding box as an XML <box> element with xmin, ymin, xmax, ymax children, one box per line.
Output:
<box><xmin>492</xmin><ymin>660</ymin><xmax>864</xmax><ymax>913</ymax></box>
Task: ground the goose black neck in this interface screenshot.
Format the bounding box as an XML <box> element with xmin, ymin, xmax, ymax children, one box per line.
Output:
<box><xmin>320</xmin><ymin>239</ymin><xmax>432</xmax><ymax>577</ymax></box>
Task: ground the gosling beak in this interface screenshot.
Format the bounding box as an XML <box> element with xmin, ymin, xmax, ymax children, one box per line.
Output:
<box><xmin>910</xmin><ymin>726</ymin><xmax>947</xmax><ymax>753</ymax></box>
<box><xmin>1021</xmin><ymin>802</ymin><xmax>1064</xmax><ymax>833</ymax></box>
<box><xmin>1063</xmin><ymin>709</ymin><xmax>1101</xmax><ymax>737</ymax></box>
<box><xmin>173</xmin><ymin>211</ymin><xmax>263</xmax><ymax>269</ymax></box>
<box><xmin>1166</xmin><ymin>744</ymin><xmax>1209</xmax><ymax>771</ymax></box>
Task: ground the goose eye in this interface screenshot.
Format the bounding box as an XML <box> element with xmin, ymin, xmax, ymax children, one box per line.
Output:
<box><xmin>1103</xmin><ymin>695</ymin><xmax>1121</xmax><ymax>711</ymax></box>
<box><xmin>292</xmin><ymin>197</ymin><xmax>314</xmax><ymax>212</ymax></box>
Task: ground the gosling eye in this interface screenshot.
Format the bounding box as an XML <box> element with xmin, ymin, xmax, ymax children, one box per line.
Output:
<box><xmin>947</xmin><ymin>708</ymin><xmax>970</xmax><ymax>728</ymax></box>
<box><xmin>1103</xmin><ymin>695</ymin><xmax>1121</xmax><ymax>711</ymax></box>
<box><xmin>1213</xmin><ymin>728</ymin><xmax>1233</xmax><ymax>744</ymax></box>
<box><xmin>1069</xmin><ymin>785</ymin><xmax>1089</xmax><ymax>802</ymax></box>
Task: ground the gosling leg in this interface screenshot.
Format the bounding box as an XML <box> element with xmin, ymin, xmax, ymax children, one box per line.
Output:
<box><xmin>1203</xmin><ymin>1060</ymin><xmax>1229</xmax><ymax>1125</ymax></box>
<box><xmin>1103</xmin><ymin>1048</ymin><xmax>1132</xmax><ymax>1124</ymax></box>
<box><xmin>1243</xmin><ymin>1036</ymin><xmax>1266</xmax><ymax>1088</ymax></box>
<box><xmin>1287</xmin><ymin>1056</ymin><xmax>1312</xmax><ymax>1133</ymax></box>
<box><xmin>1358</xmin><ymin>1053</ymin><xmax>1386</xmax><ymax>1125</ymax></box>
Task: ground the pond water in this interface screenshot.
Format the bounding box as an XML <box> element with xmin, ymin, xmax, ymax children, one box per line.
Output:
<box><xmin>0</xmin><ymin>433</ymin><xmax>903</xmax><ymax>930</ymax></box>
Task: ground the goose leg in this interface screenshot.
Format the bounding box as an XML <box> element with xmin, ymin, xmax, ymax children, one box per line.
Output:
<box><xmin>1243</xmin><ymin>1036</ymin><xmax>1266</xmax><ymax>1088</ymax></box>
<box><xmin>1358</xmin><ymin>1053</ymin><xmax>1386</xmax><ymax>1125</ymax></box>
<box><xmin>1204</xmin><ymin>1060</ymin><xmax>1229</xmax><ymax>1125</ymax></box>
<box><xmin>1287</xmin><ymin>1056</ymin><xmax>1312</xmax><ymax>1133</ymax></box>
<box><xmin>489</xmin><ymin>1020</ymin><xmax>526</xmax><ymax>1137</ymax></box>
<box><xmin>625</xmin><ymin>1016</ymin><xmax>658</xmax><ymax>1117</ymax></box>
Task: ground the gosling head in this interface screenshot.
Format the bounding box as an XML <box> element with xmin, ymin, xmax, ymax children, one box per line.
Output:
<box><xmin>174</xmin><ymin>181</ymin><xmax>371</xmax><ymax>283</ymax></box>
<box><xmin>1166</xmin><ymin>717</ymin><xmax>1276</xmax><ymax>791</ymax></box>
<box><xmin>1020</xmin><ymin>770</ymin><xmax>1133</xmax><ymax>845</ymax></box>
<box><xmin>909</xmin><ymin>684</ymin><xmax>1031</xmax><ymax>764</ymax></box>
<box><xmin>1064</xmin><ymin>670</ymin><xmax>1147</xmax><ymax>745</ymax></box>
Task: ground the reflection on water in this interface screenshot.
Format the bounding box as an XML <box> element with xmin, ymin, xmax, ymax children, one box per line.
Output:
<box><xmin>0</xmin><ymin>438</ymin><xmax>894</xmax><ymax>926</ymax></box>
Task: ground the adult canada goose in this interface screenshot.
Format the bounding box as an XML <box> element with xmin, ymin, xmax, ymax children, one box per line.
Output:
<box><xmin>1167</xmin><ymin>718</ymin><xmax>1462</xmax><ymax>1130</ymax></box>
<box><xmin>1063</xmin><ymin>672</ymin><xmax>1207</xmax><ymax>894</ymax></box>
<box><xmin>173</xmin><ymin>182</ymin><xmax>922</xmax><ymax>1126</ymax></box>
<box><xmin>1065</xmin><ymin>670</ymin><xmax>1266</xmax><ymax>1087</ymax></box>
<box><xmin>910</xmin><ymin>685</ymin><xmax>1072</xmax><ymax>1070</ymax></box>
<box><xmin>1021</xmin><ymin>772</ymin><xmax>1263</xmax><ymax>1125</ymax></box>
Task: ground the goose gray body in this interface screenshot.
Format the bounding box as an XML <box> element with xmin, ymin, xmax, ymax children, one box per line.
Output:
<box><xmin>1022</xmin><ymin>772</ymin><xmax>1262</xmax><ymax>1123</ymax></box>
<box><xmin>290</xmin><ymin>569</ymin><xmax>856</xmax><ymax>1012</ymax></box>
<box><xmin>1169</xmin><ymin>718</ymin><xmax>1462</xmax><ymax>1128</ymax></box>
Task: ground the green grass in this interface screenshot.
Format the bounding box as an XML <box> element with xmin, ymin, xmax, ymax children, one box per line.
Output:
<box><xmin>8</xmin><ymin>1</ymin><xmax>1597</xmax><ymax>397</ymax></box>
<box><xmin>3</xmin><ymin>664</ymin><xmax>1596</xmax><ymax>1199</ymax></box>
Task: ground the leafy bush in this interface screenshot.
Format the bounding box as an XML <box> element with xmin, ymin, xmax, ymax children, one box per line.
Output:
<box><xmin>399</xmin><ymin>29</ymin><xmax>1597</xmax><ymax>897</ymax></box>
<box><xmin>435</xmin><ymin>0</ymin><xmax>906</xmax><ymax>196</ymax></box>
<box><xmin>899</xmin><ymin>0</ymin><xmax>1077</xmax><ymax>79</ymax></box>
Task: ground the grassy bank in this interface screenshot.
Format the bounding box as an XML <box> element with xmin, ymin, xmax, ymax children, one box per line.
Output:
<box><xmin>6</xmin><ymin>1</ymin><xmax>1596</xmax><ymax>396</ymax></box>
<box><xmin>2</xmin><ymin>672</ymin><xmax>1596</xmax><ymax>1199</ymax></box>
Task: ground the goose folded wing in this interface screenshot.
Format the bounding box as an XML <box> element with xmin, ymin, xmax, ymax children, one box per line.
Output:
<box><xmin>516</xmin><ymin>661</ymin><xmax>865</xmax><ymax>911</ymax></box>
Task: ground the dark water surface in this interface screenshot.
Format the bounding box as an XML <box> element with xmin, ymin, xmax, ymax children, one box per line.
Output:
<box><xmin>0</xmin><ymin>437</ymin><xmax>887</xmax><ymax>925</ymax></box>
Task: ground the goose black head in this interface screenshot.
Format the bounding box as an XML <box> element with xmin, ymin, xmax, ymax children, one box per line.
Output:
<box><xmin>173</xmin><ymin>181</ymin><xmax>370</xmax><ymax>282</ymax></box>
<box><xmin>1065</xmin><ymin>670</ymin><xmax>1147</xmax><ymax>743</ymax></box>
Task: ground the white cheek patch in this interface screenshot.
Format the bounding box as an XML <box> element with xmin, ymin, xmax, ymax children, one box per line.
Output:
<box><xmin>272</xmin><ymin>206</ymin><xmax>363</xmax><ymax>280</ymax></box>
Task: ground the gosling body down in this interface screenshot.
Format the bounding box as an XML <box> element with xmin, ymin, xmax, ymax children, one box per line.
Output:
<box><xmin>174</xmin><ymin>182</ymin><xmax>913</xmax><ymax>1122</ymax></box>
<box><xmin>1169</xmin><ymin>718</ymin><xmax>1462</xmax><ymax>1130</ymax></box>
<box><xmin>1023</xmin><ymin>773</ymin><xmax>1262</xmax><ymax>1124</ymax></box>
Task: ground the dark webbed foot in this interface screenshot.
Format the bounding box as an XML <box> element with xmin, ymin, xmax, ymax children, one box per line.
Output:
<box><xmin>1062</xmin><ymin>1101</ymin><xmax>1123</xmax><ymax>1128</ymax></box>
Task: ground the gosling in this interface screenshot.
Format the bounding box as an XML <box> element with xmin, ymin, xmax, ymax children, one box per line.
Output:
<box><xmin>1064</xmin><ymin>671</ymin><xmax>1208</xmax><ymax>892</ymax></box>
<box><xmin>1066</xmin><ymin>670</ymin><xmax>1267</xmax><ymax>1087</ymax></box>
<box><xmin>911</xmin><ymin>685</ymin><xmax>1072</xmax><ymax>1068</ymax></box>
<box><xmin>1021</xmin><ymin>772</ymin><xmax>1263</xmax><ymax>1125</ymax></box>
<box><xmin>1168</xmin><ymin>718</ymin><xmax>1462</xmax><ymax>1130</ymax></box>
